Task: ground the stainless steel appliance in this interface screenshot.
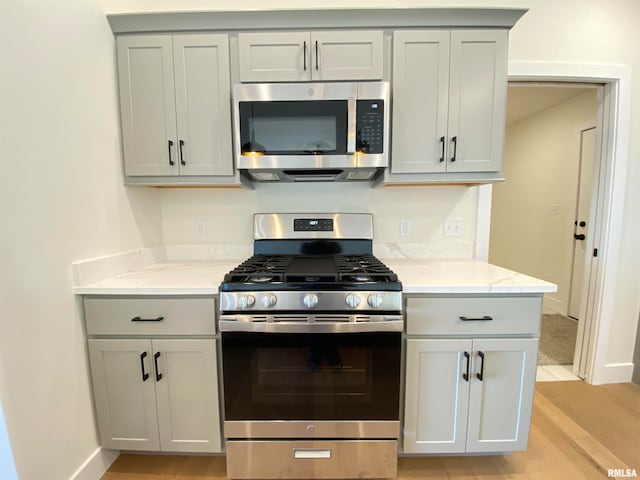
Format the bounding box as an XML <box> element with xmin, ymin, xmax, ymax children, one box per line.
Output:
<box><xmin>220</xmin><ymin>213</ymin><xmax>402</xmax><ymax>479</ymax></box>
<box><xmin>232</xmin><ymin>82</ymin><xmax>389</xmax><ymax>182</ymax></box>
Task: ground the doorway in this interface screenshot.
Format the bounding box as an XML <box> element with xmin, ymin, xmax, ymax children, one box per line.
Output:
<box><xmin>488</xmin><ymin>83</ymin><xmax>600</xmax><ymax>381</ymax></box>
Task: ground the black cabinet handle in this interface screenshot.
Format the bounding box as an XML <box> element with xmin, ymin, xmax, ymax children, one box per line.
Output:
<box><xmin>459</xmin><ymin>316</ymin><xmax>493</xmax><ymax>322</ymax></box>
<box><xmin>168</xmin><ymin>140</ymin><xmax>174</xmax><ymax>166</ymax></box>
<box><xmin>179</xmin><ymin>140</ymin><xmax>186</xmax><ymax>165</ymax></box>
<box><xmin>476</xmin><ymin>351</ymin><xmax>485</xmax><ymax>381</ymax></box>
<box><xmin>140</xmin><ymin>352</ymin><xmax>149</xmax><ymax>382</ymax></box>
<box><xmin>439</xmin><ymin>136</ymin><xmax>445</xmax><ymax>162</ymax></box>
<box><xmin>303</xmin><ymin>41</ymin><xmax>307</xmax><ymax>71</ymax></box>
<box><xmin>315</xmin><ymin>40</ymin><xmax>319</xmax><ymax>70</ymax></box>
<box><xmin>154</xmin><ymin>352</ymin><xmax>163</xmax><ymax>382</ymax></box>
<box><xmin>463</xmin><ymin>351</ymin><xmax>470</xmax><ymax>382</ymax></box>
<box><xmin>131</xmin><ymin>316</ymin><xmax>164</xmax><ymax>322</ymax></box>
<box><xmin>450</xmin><ymin>136</ymin><xmax>457</xmax><ymax>162</ymax></box>
<box><xmin>574</xmin><ymin>233</ymin><xmax>586</xmax><ymax>241</ymax></box>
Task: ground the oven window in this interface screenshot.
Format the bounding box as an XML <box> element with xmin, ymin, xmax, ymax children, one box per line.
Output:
<box><xmin>239</xmin><ymin>100</ymin><xmax>348</xmax><ymax>155</ymax></box>
<box><xmin>222</xmin><ymin>332</ymin><xmax>400</xmax><ymax>421</ymax></box>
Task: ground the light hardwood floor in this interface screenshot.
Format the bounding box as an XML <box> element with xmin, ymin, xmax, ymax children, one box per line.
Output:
<box><xmin>102</xmin><ymin>381</ymin><xmax>640</xmax><ymax>480</ymax></box>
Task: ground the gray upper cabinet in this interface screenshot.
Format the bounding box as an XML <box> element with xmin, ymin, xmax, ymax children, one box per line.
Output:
<box><xmin>238</xmin><ymin>30</ymin><xmax>383</xmax><ymax>82</ymax></box>
<box><xmin>388</xmin><ymin>29</ymin><xmax>507</xmax><ymax>182</ymax></box>
<box><xmin>117</xmin><ymin>34</ymin><xmax>234</xmax><ymax>180</ymax></box>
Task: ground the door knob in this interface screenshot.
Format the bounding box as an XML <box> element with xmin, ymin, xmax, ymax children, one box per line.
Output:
<box><xmin>574</xmin><ymin>233</ymin><xmax>586</xmax><ymax>241</ymax></box>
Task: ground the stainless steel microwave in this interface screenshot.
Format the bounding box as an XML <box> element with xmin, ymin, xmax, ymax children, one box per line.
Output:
<box><xmin>232</xmin><ymin>82</ymin><xmax>389</xmax><ymax>182</ymax></box>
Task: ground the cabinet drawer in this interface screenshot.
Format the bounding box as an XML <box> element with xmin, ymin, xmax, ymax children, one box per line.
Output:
<box><xmin>226</xmin><ymin>440</ymin><xmax>397</xmax><ymax>479</ymax></box>
<box><xmin>84</xmin><ymin>297</ymin><xmax>216</xmax><ymax>336</ymax></box>
<box><xmin>406</xmin><ymin>296</ymin><xmax>541</xmax><ymax>336</ymax></box>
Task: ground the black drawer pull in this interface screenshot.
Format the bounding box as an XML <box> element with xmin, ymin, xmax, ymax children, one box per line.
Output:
<box><xmin>140</xmin><ymin>352</ymin><xmax>149</xmax><ymax>382</ymax></box>
<box><xmin>476</xmin><ymin>351</ymin><xmax>485</xmax><ymax>381</ymax></box>
<box><xmin>439</xmin><ymin>136</ymin><xmax>445</xmax><ymax>162</ymax></box>
<box><xmin>154</xmin><ymin>352</ymin><xmax>163</xmax><ymax>382</ymax></box>
<box><xmin>463</xmin><ymin>351</ymin><xmax>470</xmax><ymax>382</ymax></box>
<box><xmin>459</xmin><ymin>315</ymin><xmax>493</xmax><ymax>321</ymax></box>
<box><xmin>131</xmin><ymin>316</ymin><xmax>164</xmax><ymax>322</ymax></box>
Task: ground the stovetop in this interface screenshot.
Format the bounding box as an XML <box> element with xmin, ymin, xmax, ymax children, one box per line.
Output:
<box><xmin>221</xmin><ymin>254</ymin><xmax>401</xmax><ymax>292</ymax></box>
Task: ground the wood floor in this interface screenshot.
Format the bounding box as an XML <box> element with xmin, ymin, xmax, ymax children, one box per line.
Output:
<box><xmin>102</xmin><ymin>381</ymin><xmax>640</xmax><ymax>480</ymax></box>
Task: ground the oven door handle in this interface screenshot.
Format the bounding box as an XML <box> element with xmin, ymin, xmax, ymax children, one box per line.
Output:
<box><xmin>219</xmin><ymin>317</ymin><xmax>403</xmax><ymax>333</ymax></box>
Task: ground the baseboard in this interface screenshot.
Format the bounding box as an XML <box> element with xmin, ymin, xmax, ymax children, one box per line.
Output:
<box><xmin>594</xmin><ymin>362</ymin><xmax>634</xmax><ymax>384</ymax></box>
<box><xmin>69</xmin><ymin>448</ymin><xmax>119</xmax><ymax>480</ymax></box>
<box><xmin>543</xmin><ymin>295</ymin><xmax>565</xmax><ymax>315</ymax></box>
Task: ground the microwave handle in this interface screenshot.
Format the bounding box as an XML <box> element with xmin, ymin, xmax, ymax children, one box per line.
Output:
<box><xmin>347</xmin><ymin>96</ymin><xmax>357</xmax><ymax>154</ymax></box>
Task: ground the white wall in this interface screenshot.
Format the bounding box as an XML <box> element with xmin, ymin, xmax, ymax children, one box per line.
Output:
<box><xmin>490</xmin><ymin>89</ymin><xmax>598</xmax><ymax>314</ymax></box>
<box><xmin>161</xmin><ymin>184</ymin><xmax>478</xmax><ymax>259</ymax></box>
<box><xmin>0</xmin><ymin>1</ymin><xmax>162</xmax><ymax>479</ymax></box>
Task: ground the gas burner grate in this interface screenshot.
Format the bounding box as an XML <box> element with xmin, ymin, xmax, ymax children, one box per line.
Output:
<box><xmin>223</xmin><ymin>255</ymin><xmax>292</xmax><ymax>282</ymax></box>
<box><xmin>334</xmin><ymin>254</ymin><xmax>398</xmax><ymax>282</ymax></box>
<box><xmin>223</xmin><ymin>253</ymin><xmax>398</xmax><ymax>285</ymax></box>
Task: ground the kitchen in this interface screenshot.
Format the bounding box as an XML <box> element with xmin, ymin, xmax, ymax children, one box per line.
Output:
<box><xmin>1</xmin><ymin>1</ymin><xmax>639</xmax><ymax>480</ymax></box>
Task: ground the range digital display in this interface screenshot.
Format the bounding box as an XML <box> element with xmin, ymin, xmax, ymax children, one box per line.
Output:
<box><xmin>293</xmin><ymin>218</ymin><xmax>334</xmax><ymax>232</ymax></box>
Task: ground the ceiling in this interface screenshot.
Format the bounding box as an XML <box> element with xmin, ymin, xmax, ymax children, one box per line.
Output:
<box><xmin>506</xmin><ymin>85</ymin><xmax>596</xmax><ymax>125</ymax></box>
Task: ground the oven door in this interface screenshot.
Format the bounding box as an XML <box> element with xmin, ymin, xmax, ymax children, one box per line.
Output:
<box><xmin>221</xmin><ymin>326</ymin><xmax>401</xmax><ymax>439</ymax></box>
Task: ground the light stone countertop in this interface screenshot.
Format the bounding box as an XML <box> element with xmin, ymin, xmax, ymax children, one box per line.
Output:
<box><xmin>73</xmin><ymin>260</ymin><xmax>239</xmax><ymax>295</ymax></box>
<box><xmin>384</xmin><ymin>259</ymin><xmax>557</xmax><ymax>294</ymax></box>
<box><xmin>73</xmin><ymin>258</ymin><xmax>556</xmax><ymax>295</ymax></box>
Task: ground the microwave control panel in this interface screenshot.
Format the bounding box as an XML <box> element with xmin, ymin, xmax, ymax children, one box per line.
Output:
<box><xmin>356</xmin><ymin>100</ymin><xmax>384</xmax><ymax>154</ymax></box>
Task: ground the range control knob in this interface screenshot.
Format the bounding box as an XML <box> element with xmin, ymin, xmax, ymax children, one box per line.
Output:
<box><xmin>345</xmin><ymin>293</ymin><xmax>361</xmax><ymax>309</ymax></box>
<box><xmin>367</xmin><ymin>294</ymin><xmax>383</xmax><ymax>309</ymax></box>
<box><xmin>238</xmin><ymin>294</ymin><xmax>255</xmax><ymax>309</ymax></box>
<box><xmin>261</xmin><ymin>293</ymin><xmax>277</xmax><ymax>308</ymax></box>
<box><xmin>303</xmin><ymin>293</ymin><xmax>319</xmax><ymax>309</ymax></box>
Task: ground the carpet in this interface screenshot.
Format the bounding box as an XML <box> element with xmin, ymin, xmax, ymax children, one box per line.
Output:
<box><xmin>538</xmin><ymin>314</ymin><xmax>578</xmax><ymax>366</ymax></box>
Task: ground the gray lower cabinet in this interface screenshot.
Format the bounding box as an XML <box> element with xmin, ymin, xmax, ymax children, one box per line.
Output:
<box><xmin>388</xmin><ymin>29</ymin><xmax>508</xmax><ymax>183</ymax></box>
<box><xmin>117</xmin><ymin>34</ymin><xmax>236</xmax><ymax>184</ymax></box>
<box><xmin>85</xmin><ymin>297</ymin><xmax>221</xmax><ymax>453</ymax></box>
<box><xmin>403</xmin><ymin>295</ymin><xmax>540</xmax><ymax>454</ymax></box>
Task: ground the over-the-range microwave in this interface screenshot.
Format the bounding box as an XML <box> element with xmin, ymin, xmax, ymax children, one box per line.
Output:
<box><xmin>232</xmin><ymin>81</ymin><xmax>389</xmax><ymax>182</ymax></box>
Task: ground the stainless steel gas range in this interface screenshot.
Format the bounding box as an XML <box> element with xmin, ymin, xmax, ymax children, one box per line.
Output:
<box><xmin>219</xmin><ymin>213</ymin><xmax>402</xmax><ymax>479</ymax></box>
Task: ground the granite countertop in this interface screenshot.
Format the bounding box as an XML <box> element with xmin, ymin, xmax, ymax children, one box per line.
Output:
<box><xmin>73</xmin><ymin>258</ymin><xmax>556</xmax><ymax>295</ymax></box>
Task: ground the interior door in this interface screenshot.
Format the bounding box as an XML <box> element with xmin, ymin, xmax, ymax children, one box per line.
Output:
<box><xmin>568</xmin><ymin>126</ymin><xmax>597</xmax><ymax>319</ymax></box>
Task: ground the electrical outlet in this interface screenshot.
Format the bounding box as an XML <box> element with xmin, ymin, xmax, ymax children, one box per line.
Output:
<box><xmin>443</xmin><ymin>217</ymin><xmax>464</xmax><ymax>237</ymax></box>
<box><xmin>194</xmin><ymin>220</ymin><xmax>207</xmax><ymax>239</ymax></box>
<box><xmin>400</xmin><ymin>219</ymin><xmax>411</xmax><ymax>236</ymax></box>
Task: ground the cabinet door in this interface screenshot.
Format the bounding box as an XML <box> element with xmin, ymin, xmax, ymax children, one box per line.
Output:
<box><xmin>117</xmin><ymin>35</ymin><xmax>178</xmax><ymax>176</ymax></box>
<box><xmin>447</xmin><ymin>30</ymin><xmax>507</xmax><ymax>173</ymax></box>
<box><xmin>88</xmin><ymin>339</ymin><xmax>160</xmax><ymax>450</ymax></box>
<box><xmin>403</xmin><ymin>338</ymin><xmax>472</xmax><ymax>453</ymax></box>
<box><xmin>173</xmin><ymin>34</ymin><xmax>233</xmax><ymax>176</ymax></box>
<box><xmin>391</xmin><ymin>30</ymin><xmax>450</xmax><ymax>174</ymax></box>
<box><xmin>311</xmin><ymin>30</ymin><xmax>383</xmax><ymax>81</ymax></box>
<box><xmin>238</xmin><ymin>32</ymin><xmax>309</xmax><ymax>82</ymax></box>
<box><xmin>466</xmin><ymin>338</ymin><xmax>538</xmax><ymax>452</ymax></box>
<box><xmin>153</xmin><ymin>339</ymin><xmax>221</xmax><ymax>453</ymax></box>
